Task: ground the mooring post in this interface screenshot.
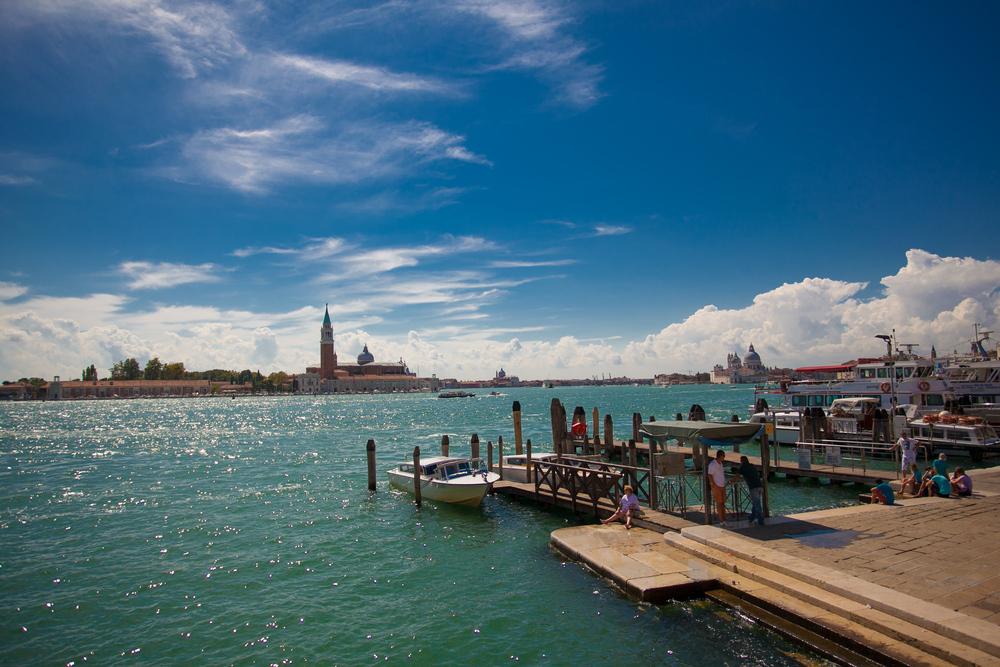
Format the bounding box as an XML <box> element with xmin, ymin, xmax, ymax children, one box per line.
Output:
<box><xmin>592</xmin><ymin>407</ymin><xmax>600</xmax><ymax>441</ymax></box>
<box><xmin>632</xmin><ymin>413</ymin><xmax>642</xmax><ymax>443</ymax></box>
<box><xmin>441</xmin><ymin>434</ymin><xmax>449</xmax><ymax>457</ymax></box>
<box><xmin>761</xmin><ymin>428</ymin><xmax>771</xmax><ymax>518</ymax></box>
<box><xmin>526</xmin><ymin>438</ymin><xmax>533</xmax><ymax>484</ymax></box>
<box><xmin>603</xmin><ymin>414</ymin><xmax>613</xmax><ymax>460</ymax></box>
<box><xmin>628</xmin><ymin>439</ymin><xmax>637</xmax><ymax>489</ymax></box>
<box><xmin>413</xmin><ymin>446</ymin><xmax>422</xmax><ymax>507</ymax></box>
<box><xmin>731</xmin><ymin>415</ymin><xmax>741</xmax><ymax>453</ymax></box>
<box><xmin>498</xmin><ymin>436</ymin><xmax>504</xmax><ymax>480</ymax></box>
<box><xmin>366</xmin><ymin>439</ymin><xmax>377</xmax><ymax>491</ymax></box>
<box><xmin>648</xmin><ymin>441</ymin><xmax>657</xmax><ymax>511</ymax></box>
<box><xmin>550</xmin><ymin>398</ymin><xmax>564</xmax><ymax>461</ymax></box>
<box><xmin>471</xmin><ymin>433</ymin><xmax>480</xmax><ymax>460</ymax></box>
<box><xmin>487</xmin><ymin>441</ymin><xmax>493</xmax><ymax>472</ymax></box>
<box><xmin>513</xmin><ymin>401</ymin><xmax>523</xmax><ymax>455</ymax></box>
<box><xmin>702</xmin><ymin>442</ymin><xmax>711</xmax><ymax>525</ymax></box>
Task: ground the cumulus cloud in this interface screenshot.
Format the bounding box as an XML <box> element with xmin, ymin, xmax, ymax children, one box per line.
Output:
<box><xmin>2</xmin><ymin>249</ymin><xmax>998</xmax><ymax>382</ymax></box>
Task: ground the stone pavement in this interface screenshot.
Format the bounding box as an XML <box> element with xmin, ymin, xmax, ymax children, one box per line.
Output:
<box><xmin>738</xmin><ymin>467</ymin><xmax>1000</xmax><ymax>625</ymax></box>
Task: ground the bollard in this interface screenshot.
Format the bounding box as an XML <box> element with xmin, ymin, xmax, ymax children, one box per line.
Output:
<box><xmin>513</xmin><ymin>402</ymin><xmax>523</xmax><ymax>455</ymax></box>
<box><xmin>366</xmin><ymin>439</ymin><xmax>377</xmax><ymax>491</ymax></box>
<box><xmin>413</xmin><ymin>446</ymin><xmax>422</xmax><ymax>507</ymax></box>
<box><xmin>441</xmin><ymin>434</ymin><xmax>450</xmax><ymax>457</ymax></box>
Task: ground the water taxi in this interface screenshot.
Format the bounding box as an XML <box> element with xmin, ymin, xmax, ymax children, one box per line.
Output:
<box><xmin>386</xmin><ymin>456</ymin><xmax>499</xmax><ymax>506</ymax></box>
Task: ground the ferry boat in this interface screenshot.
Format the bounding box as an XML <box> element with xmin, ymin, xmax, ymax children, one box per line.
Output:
<box><xmin>499</xmin><ymin>451</ymin><xmax>558</xmax><ymax>483</ymax></box>
<box><xmin>780</xmin><ymin>357</ymin><xmax>952</xmax><ymax>412</ymax></box>
<box><xmin>386</xmin><ymin>456</ymin><xmax>499</xmax><ymax>506</ymax></box>
<box><xmin>437</xmin><ymin>390</ymin><xmax>476</xmax><ymax>398</ymax></box>
<box><xmin>748</xmin><ymin>397</ymin><xmax>881</xmax><ymax>445</ymax></box>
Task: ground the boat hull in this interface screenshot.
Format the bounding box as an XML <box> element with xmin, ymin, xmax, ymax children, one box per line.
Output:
<box><xmin>387</xmin><ymin>470</ymin><xmax>498</xmax><ymax>507</ymax></box>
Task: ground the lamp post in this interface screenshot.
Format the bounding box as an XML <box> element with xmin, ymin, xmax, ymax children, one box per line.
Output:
<box><xmin>876</xmin><ymin>333</ymin><xmax>897</xmax><ymax>438</ymax></box>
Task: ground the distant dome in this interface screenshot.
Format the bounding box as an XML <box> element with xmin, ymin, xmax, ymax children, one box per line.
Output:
<box><xmin>497</xmin><ymin>368</ymin><xmax>506</xmax><ymax>378</ymax></box>
<box><xmin>745</xmin><ymin>343</ymin><xmax>761</xmax><ymax>363</ymax></box>
<box><xmin>357</xmin><ymin>344</ymin><xmax>375</xmax><ymax>365</ymax></box>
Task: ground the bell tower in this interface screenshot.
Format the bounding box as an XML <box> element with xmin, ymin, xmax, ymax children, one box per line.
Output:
<box><xmin>320</xmin><ymin>304</ymin><xmax>337</xmax><ymax>379</ymax></box>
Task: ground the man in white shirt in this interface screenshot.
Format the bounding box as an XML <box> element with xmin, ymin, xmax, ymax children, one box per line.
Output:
<box><xmin>707</xmin><ymin>450</ymin><xmax>730</xmax><ymax>526</ymax></box>
<box><xmin>890</xmin><ymin>430</ymin><xmax>918</xmax><ymax>474</ymax></box>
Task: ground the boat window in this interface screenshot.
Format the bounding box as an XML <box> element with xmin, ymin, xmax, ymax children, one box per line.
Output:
<box><xmin>809</xmin><ymin>396</ymin><xmax>826</xmax><ymax>407</ymax></box>
<box><xmin>457</xmin><ymin>462</ymin><xmax>471</xmax><ymax>473</ymax></box>
<box><xmin>903</xmin><ymin>367</ymin><xmax>914</xmax><ymax>378</ymax></box>
<box><xmin>509</xmin><ymin>457</ymin><xmax>524</xmax><ymax>466</ymax></box>
<box><xmin>399</xmin><ymin>464</ymin><xmax>413</xmax><ymax>473</ymax></box>
<box><xmin>792</xmin><ymin>396</ymin><xmax>808</xmax><ymax>407</ymax></box>
<box><xmin>877</xmin><ymin>368</ymin><xmax>888</xmax><ymax>379</ymax></box>
<box><xmin>925</xmin><ymin>395</ymin><xmax>945</xmax><ymax>406</ymax></box>
<box><xmin>953</xmin><ymin>431</ymin><xmax>972</xmax><ymax>442</ymax></box>
<box><xmin>424</xmin><ymin>464</ymin><xmax>437</xmax><ymax>475</ymax></box>
<box><xmin>860</xmin><ymin>369</ymin><xmax>876</xmax><ymax>379</ymax></box>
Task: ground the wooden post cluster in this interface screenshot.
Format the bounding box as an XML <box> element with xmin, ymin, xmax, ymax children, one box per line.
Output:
<box><xmin>366</xmin><ymin>439</ymin><xmax>377</xmax><ymax>491</ymax></box>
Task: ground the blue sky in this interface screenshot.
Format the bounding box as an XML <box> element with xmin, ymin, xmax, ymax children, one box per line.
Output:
<box><xmin>2</xmin><ymin>0</ymin><xmax>1000</xmax><ymax>381</ymax></box>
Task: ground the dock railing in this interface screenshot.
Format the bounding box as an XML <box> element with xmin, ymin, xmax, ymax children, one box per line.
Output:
<box><xmin>532</xmin><ymin>458</ymin><xmax>652</xmax><ymax>517</ymax></box>
<box><xmin>786</xmin><ymin>439</ymin><xmax>927</xmax><ymax>479</ymax></box>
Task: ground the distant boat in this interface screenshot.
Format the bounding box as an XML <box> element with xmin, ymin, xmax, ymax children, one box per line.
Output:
<box><xmin>542</xmin><ymin>380</ymin><xmax>554</xmax><ymax>389</ymax></box>
<box><xmin>438</xmin><ymin>390</ymin><xmax>476</xmax><ymax>398</ymax></box>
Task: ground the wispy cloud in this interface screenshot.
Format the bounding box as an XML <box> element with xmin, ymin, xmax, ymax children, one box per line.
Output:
<box><xmin>172</xmin><ymin>115</ymin><xmax>491</xmax><ymax>193</ymax></box>
<box><xmin>455</xmin><ymin>0</ymin><xmax>604</xmax><ymax>109</ymax></box>
<box><xmin>318</xmin><ymin>236</ymin><xmax>496</xmax><ymax>281</ymax></box>
<box><xmin>0</xmin><ymin>282</ymin><xmax>29</xmax><ymax>301</ymax></box>
<box><xmin>230</xmin><ymin>246</ymin><xmax>299</xmax><ymax>259</ymax></box>
<box><xmin>593</xmin><ymin>224</ymin><xmax>630</xmax><ymax>236</ymax></box>
<box><xmin>117</xmin><ymin>261</ymin><xmax>221</xmax><ymax>290</ymax></box>
<box><xmin>0</xmin><ymin>175</ymin><xmax>38</xmax><ymax>186</ymax></box>
<box><xmin>489</xmin><ymin>259</ymin><xmax>576</xmax><ymax>268</ymax></box>
<box><xmin>275</xmin><ymin>53</ymin><xmax>449</xmax><ymax>93</ymax></box>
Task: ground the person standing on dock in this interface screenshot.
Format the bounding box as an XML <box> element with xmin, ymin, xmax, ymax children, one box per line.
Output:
<box><xmin>708</xmin><ymin>450</ymin><xmax>730</xmax><ymax>527</ymax></box>
<box><xmin>730</xmin><ymin>455</ymin><xmax>765</xmax><ymax>525</ymax></box>
<box><xmin>890</xmin><ymin>430</ymin><xmax>918</xmax><ymax>474</ymax></box>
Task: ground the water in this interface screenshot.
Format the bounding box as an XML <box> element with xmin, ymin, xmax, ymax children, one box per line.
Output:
<box><xmin>1</xmin><ymin>387</ymin><xmax>843</xmax><ymax>666</ymax></box>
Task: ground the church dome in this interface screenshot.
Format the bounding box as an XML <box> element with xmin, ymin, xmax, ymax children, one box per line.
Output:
<box><xmin>745</xmin><ymin>343</ymin><xmax>761</xmax><ymax>363</ymax></box>
<box><xmin>357</xmin><ymin>344</ymin><xmax>375</xmax><ymax>365</ymax></box>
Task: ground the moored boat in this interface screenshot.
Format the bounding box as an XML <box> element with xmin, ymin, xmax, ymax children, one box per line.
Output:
<box><xmin>907</xmin><ymin>411</ymin><xmax>1000</xmax><ymax>462</ymax></box>
<box><xmin>438</xmin><ymin>390</ymin><xmax>476</xmax><ymax>398</ymax></box>
<box><xmin>500</xmin><ymin>451</ymin><xmax>558</xmax><ymax>483</ymax></box>
<box><xmin>386</xmin><ymin>456</ymin><xmax>499</xmax><ymax>506</ymax></box>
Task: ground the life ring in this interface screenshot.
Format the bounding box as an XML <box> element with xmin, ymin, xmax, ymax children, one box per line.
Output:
<box><xmin>918</xmin><ymin>381</ymin><xmax>930</xmax><ymax>392</ymax></box>
<box><xmin>571</xmin><ymin>421</ymin><xmax>586</xmax><ymax>437</ymax></box>
<box><xmin>880</xmin><ymin>382</ymin><xmax>891</xmax><ymax>394</ymax></box>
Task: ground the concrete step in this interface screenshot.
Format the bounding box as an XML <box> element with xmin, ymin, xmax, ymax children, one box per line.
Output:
<box><xmin>665</xmin><ymin>528</ymin><xmax>1000</xmax><ymax>666</ymax></box>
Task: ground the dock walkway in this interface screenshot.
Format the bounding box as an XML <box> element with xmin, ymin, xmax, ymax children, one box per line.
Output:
<box><xmin>549</xmin><ymin>467</ymin><xmax>1000</xmax><ymax>666</ymax></box>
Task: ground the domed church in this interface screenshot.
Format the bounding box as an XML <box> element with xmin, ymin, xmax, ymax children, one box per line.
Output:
<box><xmin>710</xmin><ymin>343</ymin><xmax>769</xmax><ymax>384</ymax></box>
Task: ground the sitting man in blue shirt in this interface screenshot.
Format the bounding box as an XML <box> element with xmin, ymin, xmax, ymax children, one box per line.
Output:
<box><xmin>871</xmin><ymin>478</ymin><xmax>895</xmax><ymax>505</ymax></box>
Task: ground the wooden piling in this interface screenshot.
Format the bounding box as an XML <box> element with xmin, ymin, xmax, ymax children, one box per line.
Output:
<box><xmin>701</xmin><ymin>442</ymin><xmax>711</xmax><ymax>525</ymax></box>
<box><xmin>603</xmin><ymin>414</ymin><xmax>613</xmax><ymax>460</ymax></box>
<box><xmin>487</xmin><ymin>441</ymin><xmax>493</xmax><ymax>472</ymax></box>
<box><xmin>592</xmin><ymin>407</ymin><xmax>600</xmax><ymax>441</ymax></box>
<box><xmin>413</xmin><ymin>446</ymin><xmax>422</xmax><ymax>507</ymax></box>
<box><xmin>441</xmin><ymin>434</ymin><xmax>450</xmax><ymax>457</ymax></box>
<box><xmin>632</xmin><ymin>413</ymin><xmax>642</xmax><ymax>443</ymax></box>
<box><xmin>512</xmin><ymin>402</ymin><xmax>523</xmax><ymax>455</ymax></box>
<box><xmin>366</xmin><ymin>439</ymin><xmax>377</xmax><ymax>491</ymax></box>
<box><xmin>526</xmin><ymin>439</ymin><xmax>533</xmax><ymax>484</ymax></box>
<box><xmin>498</xmin><ymin>436</ymin><xmax>504</xmax><ymax>480</ymax></box>
<box><xmin>628</xmin><ymin>439</ymin><xmax>637</xmax><ymax>488</ymax></box>
<box><xmin>550</xmin><ymin>399</ymin><xmax>565</xmax><ymax>460</ymax></box>
<box><xmin>471</xmin><ymin>433</ymin><xmax>480</xmax><ymax>461</ymax></box>
<box><xmin>760</xmin><ymin>428</ymin><xmax>771</xmax><ymax>518</ymax></box>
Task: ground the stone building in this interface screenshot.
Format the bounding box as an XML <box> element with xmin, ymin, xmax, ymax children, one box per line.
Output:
<box><xmin>710</xmin><ymin>343</ymin><xmax>770</xmax><ymax>384</ymax></box>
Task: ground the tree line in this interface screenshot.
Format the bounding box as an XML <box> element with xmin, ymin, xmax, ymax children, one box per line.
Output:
<box><xmin>69</xmin><ymin>359</ymin><xmax>294</xmax><ymax>393</ymax></box>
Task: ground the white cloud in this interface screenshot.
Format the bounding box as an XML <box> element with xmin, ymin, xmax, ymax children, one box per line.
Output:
<box><xmin>489</xmin><ymin>259</ymin><xmax>576</xmax><ymax>268</ymax></box>
<box><xmin>275</xmin><ymin>53</ymin><xmax>448</xmax><ymax>93</ymax></box>
<box><xmin>118</xmin><ymin>261</ymin><xmax>221</xmax><ymax>289</ymax></box>
<box><xmin>2</xmin><ymin>249</ymin><xmax>998</xmax><ymax>382</ymax></box>
<box><xmin>174</xmin><ymin>115</ymin><xmax>490</xmax><ymax>193</ymax></box>
<box><xmin>593</xmin><ymin>224</ymin><xmax>630</xmax><ymax>236</ymax></box>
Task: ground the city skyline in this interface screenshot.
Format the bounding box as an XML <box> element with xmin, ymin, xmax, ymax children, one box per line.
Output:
<box><xmin>2</xmin><ymin>1</ymin><xmax>1000</xmax><ymax>381</ymax></box>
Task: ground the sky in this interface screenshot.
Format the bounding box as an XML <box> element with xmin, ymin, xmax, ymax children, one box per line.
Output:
<box><xmin>1</xmin><ymin>0</ymin><xmax>999</xmax><ymax>381</ymax></box>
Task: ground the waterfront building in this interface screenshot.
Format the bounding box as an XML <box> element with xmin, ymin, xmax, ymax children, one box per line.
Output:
<box><xmin>49</xmin><ymin>379</ymin><xmax>212</xmax><ymax>399</ymax></box>
<box><xmin>711</xmin><ymin>343</ymin><xmax>770</xmax><ymax>384</ymax></box>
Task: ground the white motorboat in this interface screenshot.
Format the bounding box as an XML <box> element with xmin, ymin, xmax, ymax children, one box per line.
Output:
<box><xmin>748</xmin><ymin>397</ymin><xmax>881</xmax><ymax>445</ymax></box>
<box><xmin>907</xmin><ymin>411</ymin><xmax>1000</xmax><ymax>462</ymax></box>
<box><xmin>437</xmin><ymin>391</ymin><xmax>476</xmax><ymax>398</ymax></box>
<box><xmin>499</xmin><ymin>451</ymin><xmax>558</xmax><ymax>483</ymax></box>
<box><xmin>386</xmin><ymin>456</ymin><xmax>499</xmax><ymax>507</ymax></box>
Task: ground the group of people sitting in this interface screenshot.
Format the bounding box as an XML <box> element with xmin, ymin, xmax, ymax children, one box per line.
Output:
<box><xmin>871</xmin><ymin>434</ymin><xmax>974</xmax><ymax>505</ymax></box>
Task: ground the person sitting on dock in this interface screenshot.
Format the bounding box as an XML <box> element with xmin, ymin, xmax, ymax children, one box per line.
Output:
<box><xmin>914</xmin><ymin>467</ymin><xmax>934</xmax><ymax>497</ymax></box>
<box><xmin>920</xmin><ymin>471</ymin><xmax>952</xmax><ymax>498</ymax></box>
<box><xmin>900</xmin><ymin>462</ymin><xmax>922</xmax><ymax>495</ymax></box>
<box><xmin>602</xmin><ymin>485</ymin><xmax>640</xmax><ymax>529</ymax></box>
<box><xmin>951</xmin><ymin>467</ymin><xmax>973</xmax><ymax>497</ymax></box>
<box><xmin>932</xmin><ymin>453</ymin><xmax>949</xmax><ymax>478</ymax></box>
<box><xmin>730</xmin><ymin>455</ymin><xmax>765</xmax><ymax>525</ymax></box>
<box><xmin>708</xmin><ymin>450</ymin><xmax>731</xmax><ymax>527</ymax></box>
<box><xmin>870</xmin><ymin>479</ymin><xmax>895</xmax><ymax>505</ymax></box>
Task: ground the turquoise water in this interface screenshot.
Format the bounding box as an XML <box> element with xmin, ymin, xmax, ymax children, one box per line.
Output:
<box><xmin>1</xmin><ymin>388</ymin><xmax>841</xmax><ymax>665</ymax></box>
